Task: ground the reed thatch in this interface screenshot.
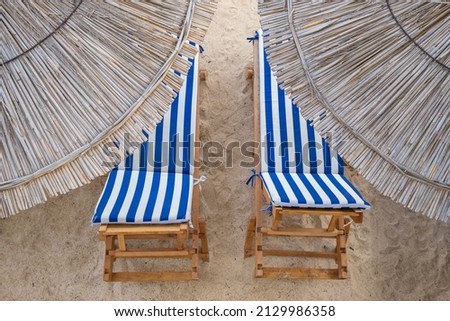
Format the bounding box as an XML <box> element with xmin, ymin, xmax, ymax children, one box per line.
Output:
<box><xmin>1</xmin><ymin>0</ymin><xmax>217</xmax><ymax>218</ymax></box>
<box><xmin>258</xmin><ymin>0</ymin><xmax>449</xmax><ymax>221</ymax></box>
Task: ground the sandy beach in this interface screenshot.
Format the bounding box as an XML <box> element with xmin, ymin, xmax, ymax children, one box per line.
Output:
<box><xmin>1</xmin><ymin>0</ymin><xmax>449</xmax><ymax>300</ymax></box>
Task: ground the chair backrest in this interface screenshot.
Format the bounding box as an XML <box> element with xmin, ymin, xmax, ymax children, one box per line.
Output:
<box><xmin>258</xmin><ymin>30</ymin><xmax>343</xmax><ymax>175</ymax></box>
<box><xmin>116</xmin><ymin>50</ymin><xmax>199</xmax><ymax>176</ymax></box>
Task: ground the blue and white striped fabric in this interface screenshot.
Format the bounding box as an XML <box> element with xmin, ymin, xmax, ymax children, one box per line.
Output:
<box><xmin>261</xmin><ymin>172</ymin><xmax>370</xmax><ymax>208</ymax></box>
<box><xmin>92</xmin><ymin>49</ymin><xmax>199</xmax><ymax>224</ymax></box>
<box><xmin>257</xmin><ymin>30</ymin><xmax>370</xmax><ymax>209</ymax></box>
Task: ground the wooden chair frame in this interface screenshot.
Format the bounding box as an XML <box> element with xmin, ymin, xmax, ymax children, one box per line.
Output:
<box><xmin>244</xmin><ymin>40</ymin><xmax>363</xmax><ymax>279</ymax></box>
<box><xmin>98</xmin><ymin>69</ymin><xmax>209</xmax><ymax>282</ymax></box>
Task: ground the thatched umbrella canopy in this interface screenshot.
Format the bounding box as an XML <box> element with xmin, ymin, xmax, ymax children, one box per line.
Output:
<box><xmin>259</xmin><ymin>0</ymin><xmax>449</xmax><ymax>221</ymax></box>
<box><xmin>1</xmin><ymin>0</ymin><xmax>216</xmax><ymax>218</ymax></box>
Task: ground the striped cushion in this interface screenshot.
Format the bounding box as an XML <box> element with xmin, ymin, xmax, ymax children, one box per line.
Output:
<box><xmin>92</xmin><ymin>47</ymin><xmax>199</xmax><ymax>224</ymax></box>
<box><xmin>258</xmin><ymin>33</ymin><xmax>343</xmax><ymax>175</ymax></box>
<box><xmin>257</xmin><ymin>30</ymin><xmax>370</xmax><ymax>210</ymax></box>
<box><xmin>261</xmin><ymin>172</ymin><xmax>370</xmax><ymax>209</ymax></box>
<box><xmin>92</xmin><ymin>170</ymin><xmax>193</xmax><ymax>224</ymax></box>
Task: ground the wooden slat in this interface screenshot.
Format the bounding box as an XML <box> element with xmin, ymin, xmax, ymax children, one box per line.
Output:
<box><xmin>113</xmin><ymin>234</ymin><xmax>180</xmax><ymax>240</ymax></box>
<box><xmin>261</xmin><ymin>227</ymin><xmax>343</xmax><ymax>238</ymax></box>
<box><xmin>279</xmin><ymin>207</ymin><xmax>361</xmax><ymax>217</ymax></box>
<box><xmin>263</xmin><ymin>249</ymin><xmax>338</xmax><ymax>259</ymax></box>
<box><xmin>110</xmin><ymin>271</ymin><xmax>195</xmax><ymax>282</ymax></box>
<box><xmin>262</xmin><ymin>267</ymin><xmax>339</xmax><ymax>279</ymax></box>
<box><xmin>111</xmin><ymin>249</ymin><xmax>191</xmax><ymax>258</ymax></box>
<box><xmin>102</xmin><ymin>224</ymin><xmax>186</xmax><ymax>235</ymax></box>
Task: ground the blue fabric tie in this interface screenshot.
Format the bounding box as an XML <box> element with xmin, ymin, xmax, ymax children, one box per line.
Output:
<box><xmin>246</xmin><ymin>31</ymin><xmax>259</xmax><ymax>44</ymax></box>
<box><xmin>245</xmin><ymin>169</ymin><xmax>261</xmax><ymax>187</ymax></box>
<box><xmin>261</xmin><ymin>204</ymin><xmax>273</xmax><ymax>216</ymax></box>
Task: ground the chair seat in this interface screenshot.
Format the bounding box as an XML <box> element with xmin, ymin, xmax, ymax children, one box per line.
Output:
<box><xmin>92</xmin><ymin>170</ymin><xmax>193</xmax><ymax>224</ymax></box>
<box><xmin>261</xmin><ymin>172</ymin><xmax>370</xmax><ymax>209</ymax></box>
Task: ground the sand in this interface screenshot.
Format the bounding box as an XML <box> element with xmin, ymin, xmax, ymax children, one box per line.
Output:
<box><xmin>1</xmin><ymin>0</ymin><xmax>449</xmax><ymax>301</ymax></box>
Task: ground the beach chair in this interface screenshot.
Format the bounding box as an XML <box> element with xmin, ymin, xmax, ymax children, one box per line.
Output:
<box><xmin>244</xmin><ymin>30</ymin><xmax>370</xmax><ymax>279</ymax></box>
<box><xmin>92</xmin><ymin>47</ymin><xmax>209</xmax><ymax>281</ymax></box>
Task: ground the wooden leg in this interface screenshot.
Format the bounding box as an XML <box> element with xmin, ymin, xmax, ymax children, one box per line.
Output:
<box><xmin>336</xmin><ymin>217</ymin><xmax>348</xmax><ymax>279</ymax></box>
<box><xmin>199</xmin><ymin>217</ymin><xmax>209</xmax><ymax>262</ymax></box>
<box><xmin>103</xmin><ymin>236</ymin><xmax>115</xmax><ymax>282</ymax></box>
<box><xmin>252</xmin><ymin>38</ymin><xmax>263</xmax><ymax>278</ymax></box>
<box><xmin>353</xmin><ymin>211</ymin><xmax>363</xmax><ymax>224</ymax></box>
<box><xmin>117</xmin><ymin>234</ymin><xmax>127</xmax><ymax>251</ymax></box>
<box><xmin>190</xmin><ymin>216</ymin><xmax>199</xmax><ymax>280</ymax></box>
<box><xmin>244</xmin><ymin>216</ymin><xmax>256</xmax><ymax>258</ymax></box>
<box><xmin>344</xmin><ymin>218</ymin><xmax>352</xmax><ymax>245</ymax></box>
<box><xmin>255</xmin><ymin>185</ymin><xmax>264</xmax><ymax>277</ymax></box>
<box><xmin>199</xmin><ymin>69</ymin><xmax>207</xmax><ymax>81</ymax></box>
<box><xmin>245</xmin><ymin>66</ymin><xmax>254</xmax><ymax>80</ymax></box>
<box><xmin>176</xmin><ymin>225</ymin><xmax>188</xmax><ymax>250</ymax></box>
<box><xmin>271</xmin><ymin>208</ymin><xmax>282</xmax><ymax>230</ymax></box>
<box><xmin>191</xmin><ymin>229</ymin><xmax>199</xmax><ymax>280</ymax></box>
<box><xmin>327</xmin><ymin>215</ymin><xmax>338</xmax><ymax>232</ymax></box>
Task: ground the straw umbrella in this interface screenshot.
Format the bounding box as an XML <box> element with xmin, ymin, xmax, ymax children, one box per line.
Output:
<box><xmin>1</xmin><ymin>1</ymin><xmax>217</xmax><ymax>218</ymax></box>
<box><xmin>258</xmin><ymin>0</ymin><xmax>449</xmax><ymax>221</ymax></box>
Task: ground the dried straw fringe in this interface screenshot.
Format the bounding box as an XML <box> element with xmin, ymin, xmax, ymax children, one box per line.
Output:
<box><xmin>259</xmin><ymin>1</ymin><xmax>449</xmax><ymax>221</ymax></box>
<box><xmin>1</xmin><ymin>1</ymin><xmax>217</xmax><ymax>218</ymax></box>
